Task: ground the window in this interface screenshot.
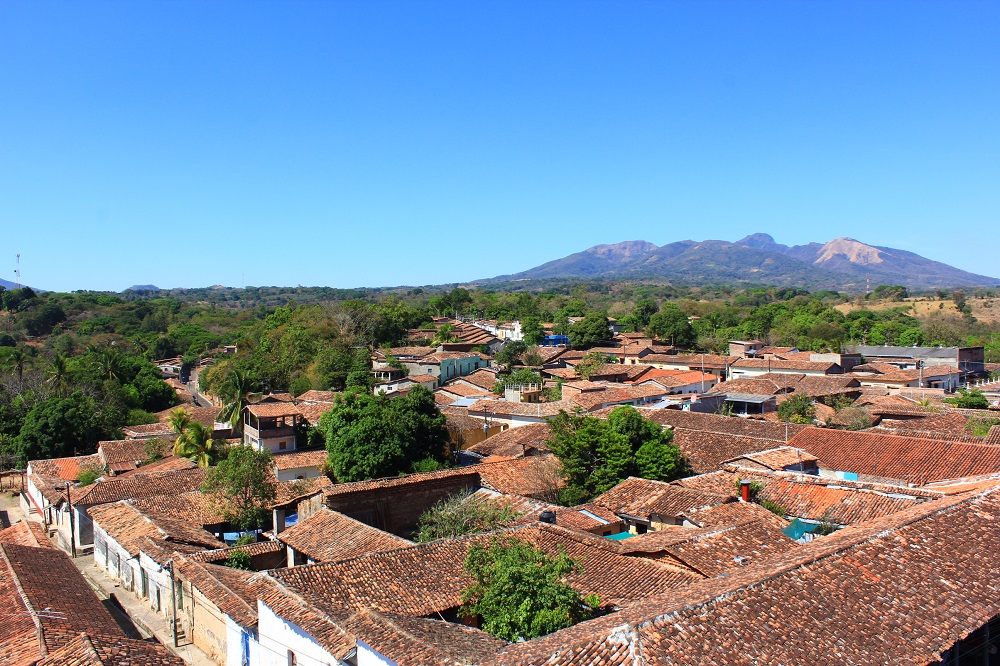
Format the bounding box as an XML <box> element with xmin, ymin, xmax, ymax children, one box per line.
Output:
<box><xmin>279</xmin><ymin>441</ymin><xmax>287</xmax><ymax>450</ymax></box>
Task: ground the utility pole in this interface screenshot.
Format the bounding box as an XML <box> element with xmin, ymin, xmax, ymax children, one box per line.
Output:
<box><xmin>15</xmin><ymin>254</ymin><xmax>20</xmax><ymax>289</ymax></box>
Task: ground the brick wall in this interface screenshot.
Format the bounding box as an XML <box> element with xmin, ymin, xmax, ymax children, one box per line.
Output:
<box><xmin>324</xmin><ymin>472</ymin><xmax>480</xmax><ymax>537</ymax></box>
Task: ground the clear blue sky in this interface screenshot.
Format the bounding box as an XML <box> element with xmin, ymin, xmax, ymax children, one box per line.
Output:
<box><xmin>1</xmin><ymin>1</ymin><xmax>997</xmax><ymax>292</ymax></box>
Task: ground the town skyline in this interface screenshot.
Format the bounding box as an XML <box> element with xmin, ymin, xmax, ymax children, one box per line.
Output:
<box><xmin>2</xmin><ymin>1</ymin><xmax>998</xmax><ymax>291</ymax></box>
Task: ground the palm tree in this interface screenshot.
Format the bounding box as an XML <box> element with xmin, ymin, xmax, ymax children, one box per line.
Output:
<box><xmin>173</xmin><ymin>421</ymin><xmax>216</xmax><ymax>467</ymax></box>
<box><xmin>91</xmin><ymin>347</ymin><xmax>123</xmax><ymax>382</ymax></box>
<box><xmin>45</xmin><ymin>353</ymin><xmax>70</xmax><ymax>397</ymax></box>
<box><xmin>218</xmin><ymin>370</ymin><xmax>260</xmax><ymax>436</ymax></box>
<box><xmin>167</xmin><ymin>407</ymin><xmax>192</xmax><ymax>435</ymax></box>
<box><xmin>1</xmin><ymin>347</ymin><xmax>28</xmax><ymax>383</ymax></box>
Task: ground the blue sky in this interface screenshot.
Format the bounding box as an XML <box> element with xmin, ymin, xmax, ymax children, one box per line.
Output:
<box><xmin>1</xmin><ymin>1</ymin><xmax>997</xmax><ymax>292</ymax></box>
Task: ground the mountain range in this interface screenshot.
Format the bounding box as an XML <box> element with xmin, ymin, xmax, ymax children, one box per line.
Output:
<box><xmin>486</xmin><ymin>234</ymin><xmax>999</xmax><ymax>290</ymax></box>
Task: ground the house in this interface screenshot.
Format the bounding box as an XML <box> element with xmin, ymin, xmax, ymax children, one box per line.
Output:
<box><xmin>728</xmin><ymin>340</ymin><xmax>765</xmax><ymax>357</ymax></box>
<box><xmin>88</xmin><ymin>500</ymin><xmax>223</xmax><ymax>617</ymax></box>
<box><xmin>173</xmin><ymin>554</ymin><xmax>265</xmax><ymax>666</ymax></box>
<box><xmin>729</xmin><ymin>356</ymin><xmax>844</xmax><ymax>379</ymax></box>
<box><xmin>243</xmin><ymin>403</ymin><xmax>303</xmax><ymax>453</ymax></box>
<box><xmin>591</xmin><ymin>477</ymin><xmax>734</xmax><ymax>533</ymax></box>
<box><xmin>0</xmin><ymin>540</ymin><xmax>184</xmax><ymax>665</ymax></box>
<box><xmin>850</xmin><ymin>362</ymin><xmax>963</xmax><ymax>391</ymax></box>
<box><xmin>786</xmin><ymin>427</ymin><xmax>1000</xmax><ymax>485</ymax></box>
<box><xmin>271</xmin><ymin>449</ymin><xmax>328</xmax><ymax>482</ymax></box>
<box><xmin>845</xmin><ymin>344</ymin><xmax>986</xmax><ymax>376</ymax></box>
<box><xmin>66</xmin><ymin>467</ymin><xmax>209</xmax><ymax>553</ymax></box>
<box><xmin>277</xmin><ymin>507</ymin><xmax>411</xmax><ymax>566</ymax></box>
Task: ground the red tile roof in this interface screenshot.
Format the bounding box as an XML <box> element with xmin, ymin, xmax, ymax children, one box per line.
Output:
<box><xmin>272</xmin><ymin>448</ymin><xmax>328</xmax><ymax>471</ymax></box>
<box><xmin>788</xmin><ymin>427</ymin><xmax>1000</xmax><ymax>484</ymax></box>
<box><xmin>486</xmin><ymin>489</ymin><xmax>1000</xmax><ymax>666</ymax></box>
<box><xmin>70</xmin><ymin>467</ymin><xmax>208</xmax><ymax>506</ymax></box>
<box><xmin>28</xmin><ymin>454</ymin><xmax>102</xmax><ymax>482</ymax></box>
<box><xmin>592</xmin><ymin>477</ymin><xmax>733</xmax><ymax>520</ymax></box>
<box><xmin>465</xmin><ymin>423</ymin><xmax>552</xmax><ymax>458</ymax></box>
<box><xmin>273</xmin><ymin>523</ymin><xmax>703</xmax><ymax>618</ymax></box>
<box><xmin>0</xmin><ymin>521</ymin><xmax>52</xmax><ymax>549</ymax></box>
<box><xmin>277</xmin><ymin>508</ymin><xmax>411</xmax><ymax>563</ymax></box>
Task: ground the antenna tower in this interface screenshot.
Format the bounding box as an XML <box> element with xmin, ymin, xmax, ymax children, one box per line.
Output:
<box><xmin>15</xmin><ymin>254</ymin><xmax>20</xmax><ymax>289</ymax></box>
<box><xmin>865</xmin><ymin>272</ymin><xmax>870</xmax><ymax>296</ymax></box>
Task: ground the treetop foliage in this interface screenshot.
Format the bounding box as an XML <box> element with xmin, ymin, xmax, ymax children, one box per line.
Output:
<box><xmin>460</xmin><ymin>536</ymin><xmax>599</xmax><ymax>641</ymax></box>
<box><xmin>546</xmin><ymin>406</ymin><xmax>688</xmax><ymax>505</ymax></box>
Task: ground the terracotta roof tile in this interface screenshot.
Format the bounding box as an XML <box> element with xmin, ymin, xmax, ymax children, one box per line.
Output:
<box><xmin>485</xmin><ymin>489</ymin><xmax>1000</xmax><ymax>666</ymax></box>
<box><xmin>272</xmin><ymin>448</ymin><xmax>328</xmax><ymax>472</ymax></box>
<box><xmin>70</xmin><ymin>468</ymin><xmax>208</xmax><ymax>506</ymax></box>
<box><xmin>0</xmin><ymin>521</ymin><xmax>52</xmax><ymax>549</ymax></box>
<box><xmin>591</xmin><ymin>477</ymin><xmax>733</xmax><ymax>520</ymax></box>
<box><xmin>28</xmin><ymin>454</ymin><xmax>102</xmax><ymax>482</ymax></box>
<box><xmin>278</xmin><ymin>508</ymin><xmax>411</xmax><ymax>563</ymax></box>
<box><xmin>788</xmin><ymin>427</ymin><xmax>1000</xmax><ymax>484</ymax></box>
<box><xmin>466</xmin><ymin>423</ymin><xmax>552</xmax><ymax>458</ymax></box>
<box><xmin>273</xmin><ymin>523</ymin><xmax>702</xmax><ymax>618</ymax></box>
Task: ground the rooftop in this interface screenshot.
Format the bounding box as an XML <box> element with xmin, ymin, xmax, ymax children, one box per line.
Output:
<box><xmin>277</xmin><ymin>508</ymin><xmax>412</xmax><ymax>563</ymax></box>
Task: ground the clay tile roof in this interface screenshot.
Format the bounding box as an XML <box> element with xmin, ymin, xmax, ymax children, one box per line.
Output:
<box><xmin>466</xmin><ymin>423</ymin><xmax>552</xmax><ymax>458</ymax></box>
<box><xmin>475</xmin><ymin>455</ymin><xmax>564</xmax><ymax>498</ymax></box>
<box><xmin>407</xmin><ymin>373</ymin><xmax>438</xmax><ymax>384</ymax></box>
<box><xmin>97</xmin><ymin>439</ymin><xmax>163</xmax><ymax>466</ymax></box>
<box><xmin>467</xmin><ymin>398</ymin><xmax>576</xmax><ymax>418</ymax></box>
<box><xmin>127</xmin><ymin>454</ymin><xmax>198</xmax><ymax>474</ymax></box>
<box><xmin>0</xmin><ymin>521</ymin><xmax>52</xmax><ymax>548</ymax></box>
<box><xmin>725</xmin><ymin>446</ymin><xmax>819</xmax><ymax>471</ymax></box>
<box><xmin>788</xmin><ymin>427</ymin><xmax>1000</xmax><ymax>484</ymax></box>
<box><xmin>0</xmin><ymin>543</ymin><xmax>126</xmax><ymax>660</ymax></box>
<box><xmin>295</xmin><ymin>390</ymin><xmax>342</xmax><ymax>404</ymax></box>
<box><xmin>295</xmin><ymin>402</ymin><xmax>334</xmax><ymax>425</ymax></box>
<box><xmin>457</xmin><ymin>368</ymin><xmax>502</xmax><ymax>389</ymax></box>
<box><xmin>272</xmin><ymin>476</ymin><xmax>334</xmax><ymax>508</ymax></box>
<box><xmin>70</xmin><ymin>467</ymin><xmax>208</xmax><ymax>506</ymax></box>
<box><xmin>752</xmin><ymin>477</ymin><xmax>922</xmax><ymax>525</ymax></box>
<box><xmin>344</xmin><ymin>609</ymin><xmax>507</xmax><ymax>666</ymax></box>
<box><xmin>247</xmin><ymin>402</ymin><xmax>303</xmax><ymax>418</ymax></box>
<box><xmin>438</xmin><ymin>382</ymin><xmax>494</xmax><ymax>398</ymax></box>
<box><xmin>173</xmin><ymin>557</ymin><xmax>260</xmax><ymax>627</ymax></box>
<box><xmin>28</xmin><ymin>454</ymin><xmax>102</xmax><ymax>482</ymax></box>
<box><xmin>592</xmin><ymin>477</ymin><xmax>733</xmax><ymax>520</ymax></box>
<box><xmin>187</xmin><ymin>539</ymin><xmax>285</xmax><ymax>564</ymax></box>
<box><xmin>156</xmin><ymin>405</ymin><xmax>221</xmax><ymax>427</ymax></box>
<box><xmin>130</xmin><ymin>490</ymin><xmax>227</xmax><ymax>525</ymax></box>
<box><xmin>682</xmin><ymin>499</ymin><xmax>790</xmax><ymax>530</ymax></box>
<box><xmin>121</xmin><ymin>422</ymin><xmax>176</xmax><ymax>438</ymax></box>
<box><xmin>641</xmin><ymin>521</ymin><xmax>798</xmax><ymax>577</ymax></box>
<box><xmin>485</xmin><ymin>489</ymin><xmax>1000</xmax><ymax>666</ymax></box>
<box><xmin>733</xmin><ymin>358</ymin><xmax>840</xmax><ymax>371</ymax></box>
<box><xmin>277</xmin><ymin>508</ymin><xmax>411</xmax><ymax>563</ymax></box>
<box><xmin>274</xmin><ymin>523</ymin><xmax>702</xmax><ymax>618</ymax></box>
<box><xmin>36</xmin><ymin>631</ymin><xmax>185</xmax><ymax>665</ymax></box>
<box><xmin>272</xmin><ymin>448</ymin><xmax>328</xmax><ymax>471</ymax></box>
<box><xmin>88</xmin><ymin>501</ymin><xmax>222</xmax><ymax>557</ymax></box>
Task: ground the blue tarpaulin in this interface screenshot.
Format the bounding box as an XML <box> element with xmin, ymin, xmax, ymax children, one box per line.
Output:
<box><xmin>782</xmin><ymin>518</ymin><xmax>821</xmax><ymax>541</ymax></box>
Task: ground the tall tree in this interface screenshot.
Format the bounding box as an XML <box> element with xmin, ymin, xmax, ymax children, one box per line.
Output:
<box><xmin>546</xmin><ymin>406</ymin><xmax>687</xmax><ymax>505</ymax></box>
<box><xmin>217</xmin><ymin>369</ymin><xmax>260</xmax><ymax>435</ymax></box>
<box><xmin>202</xmin><ymin>445</ymin><xmax>276</xmax><ymax>532</ymax></box>
<box><xmin>173</xmin><ymin>421</ymin><xmax>218</xmax><ymax>467</ymax></box>
<box><xmin>45</xmin><ymin>353</ymin><xmax>70</xmax><ymax>397</ymax></box>
<box><xmin>322</xmin><ymin>385</ymin><xmax>448</xmax><ymax>482</ymax></box>
<box><xmin>460</xmin><ymin>537</ymin><xmax>598</xmax><ymax>641</ymax></box>
<box><xmin>646</xmin><ymin>305</ymin><xmax>695</xmax><ymax>347</ymax></box>
<box><xmin>567</xmin><ymin>313</ymin><xmax>611</xmax><ymax>350</ymax></box>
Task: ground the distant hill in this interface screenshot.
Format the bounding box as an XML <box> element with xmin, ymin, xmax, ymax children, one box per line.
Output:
<box><xmin>486</xmin><ymin>234</ymin><xmax>999</xmax><ymax>290</ymax></box>
<box><xmin>0</xmin><ymin>277</ymin><xmax>43</xmax><ymax>292</ymax></box>
<box><xmin>125</xmin><ymin>284</ymin><xmax>161</xmax><ymax>292</ymax></box>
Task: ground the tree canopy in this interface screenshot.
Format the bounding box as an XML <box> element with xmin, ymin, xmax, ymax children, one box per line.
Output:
<box><xmin>321</xmin><ymin>385</ymin><xmax>449</xmax><ymax>482</ymax></box>
<box><xmin>546</xmin><ymin>406</ymin><xmax>688</xmax><ymax>505</ymax></box>
<box><xmin>777</xmin><ymin>394</ymin><xmax>816</xmax><ymax>424</ymax></box>
<box><xmin>460</xmin><ymin>537</ymin><xmax>599</xmax><ymax>641</ymax></box>
<box><xmin>202</xmin><ymin>445</ymin><xmax>276</xmax><ymax>532</ymax></box>
<box><xmin>414</xmin><ymin>489</ymin><xmax>523</xmax><ymax>542</ymax></box>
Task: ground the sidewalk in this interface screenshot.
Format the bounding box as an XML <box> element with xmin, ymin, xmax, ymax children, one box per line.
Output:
<box><xmin>72</xmin><ymin>555</ymin><xmax>218</xmax><ymax>666</ymax></box>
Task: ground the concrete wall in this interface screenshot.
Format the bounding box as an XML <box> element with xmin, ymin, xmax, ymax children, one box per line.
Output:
<box><xmin>258</xmin><ymin>600</ymin><xmax>338</xmax><ymax>666</ymax></box>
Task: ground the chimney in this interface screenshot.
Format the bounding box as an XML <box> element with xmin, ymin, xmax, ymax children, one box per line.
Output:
<box><xmin>539</xmin><ymin>510</ymin><xmax>556</xmax><ymax>525</ymax></box>
<box><xmin>740</xmin><ymin>480</ymin><xmax>752</xmax><ymax>503</ymax></box>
